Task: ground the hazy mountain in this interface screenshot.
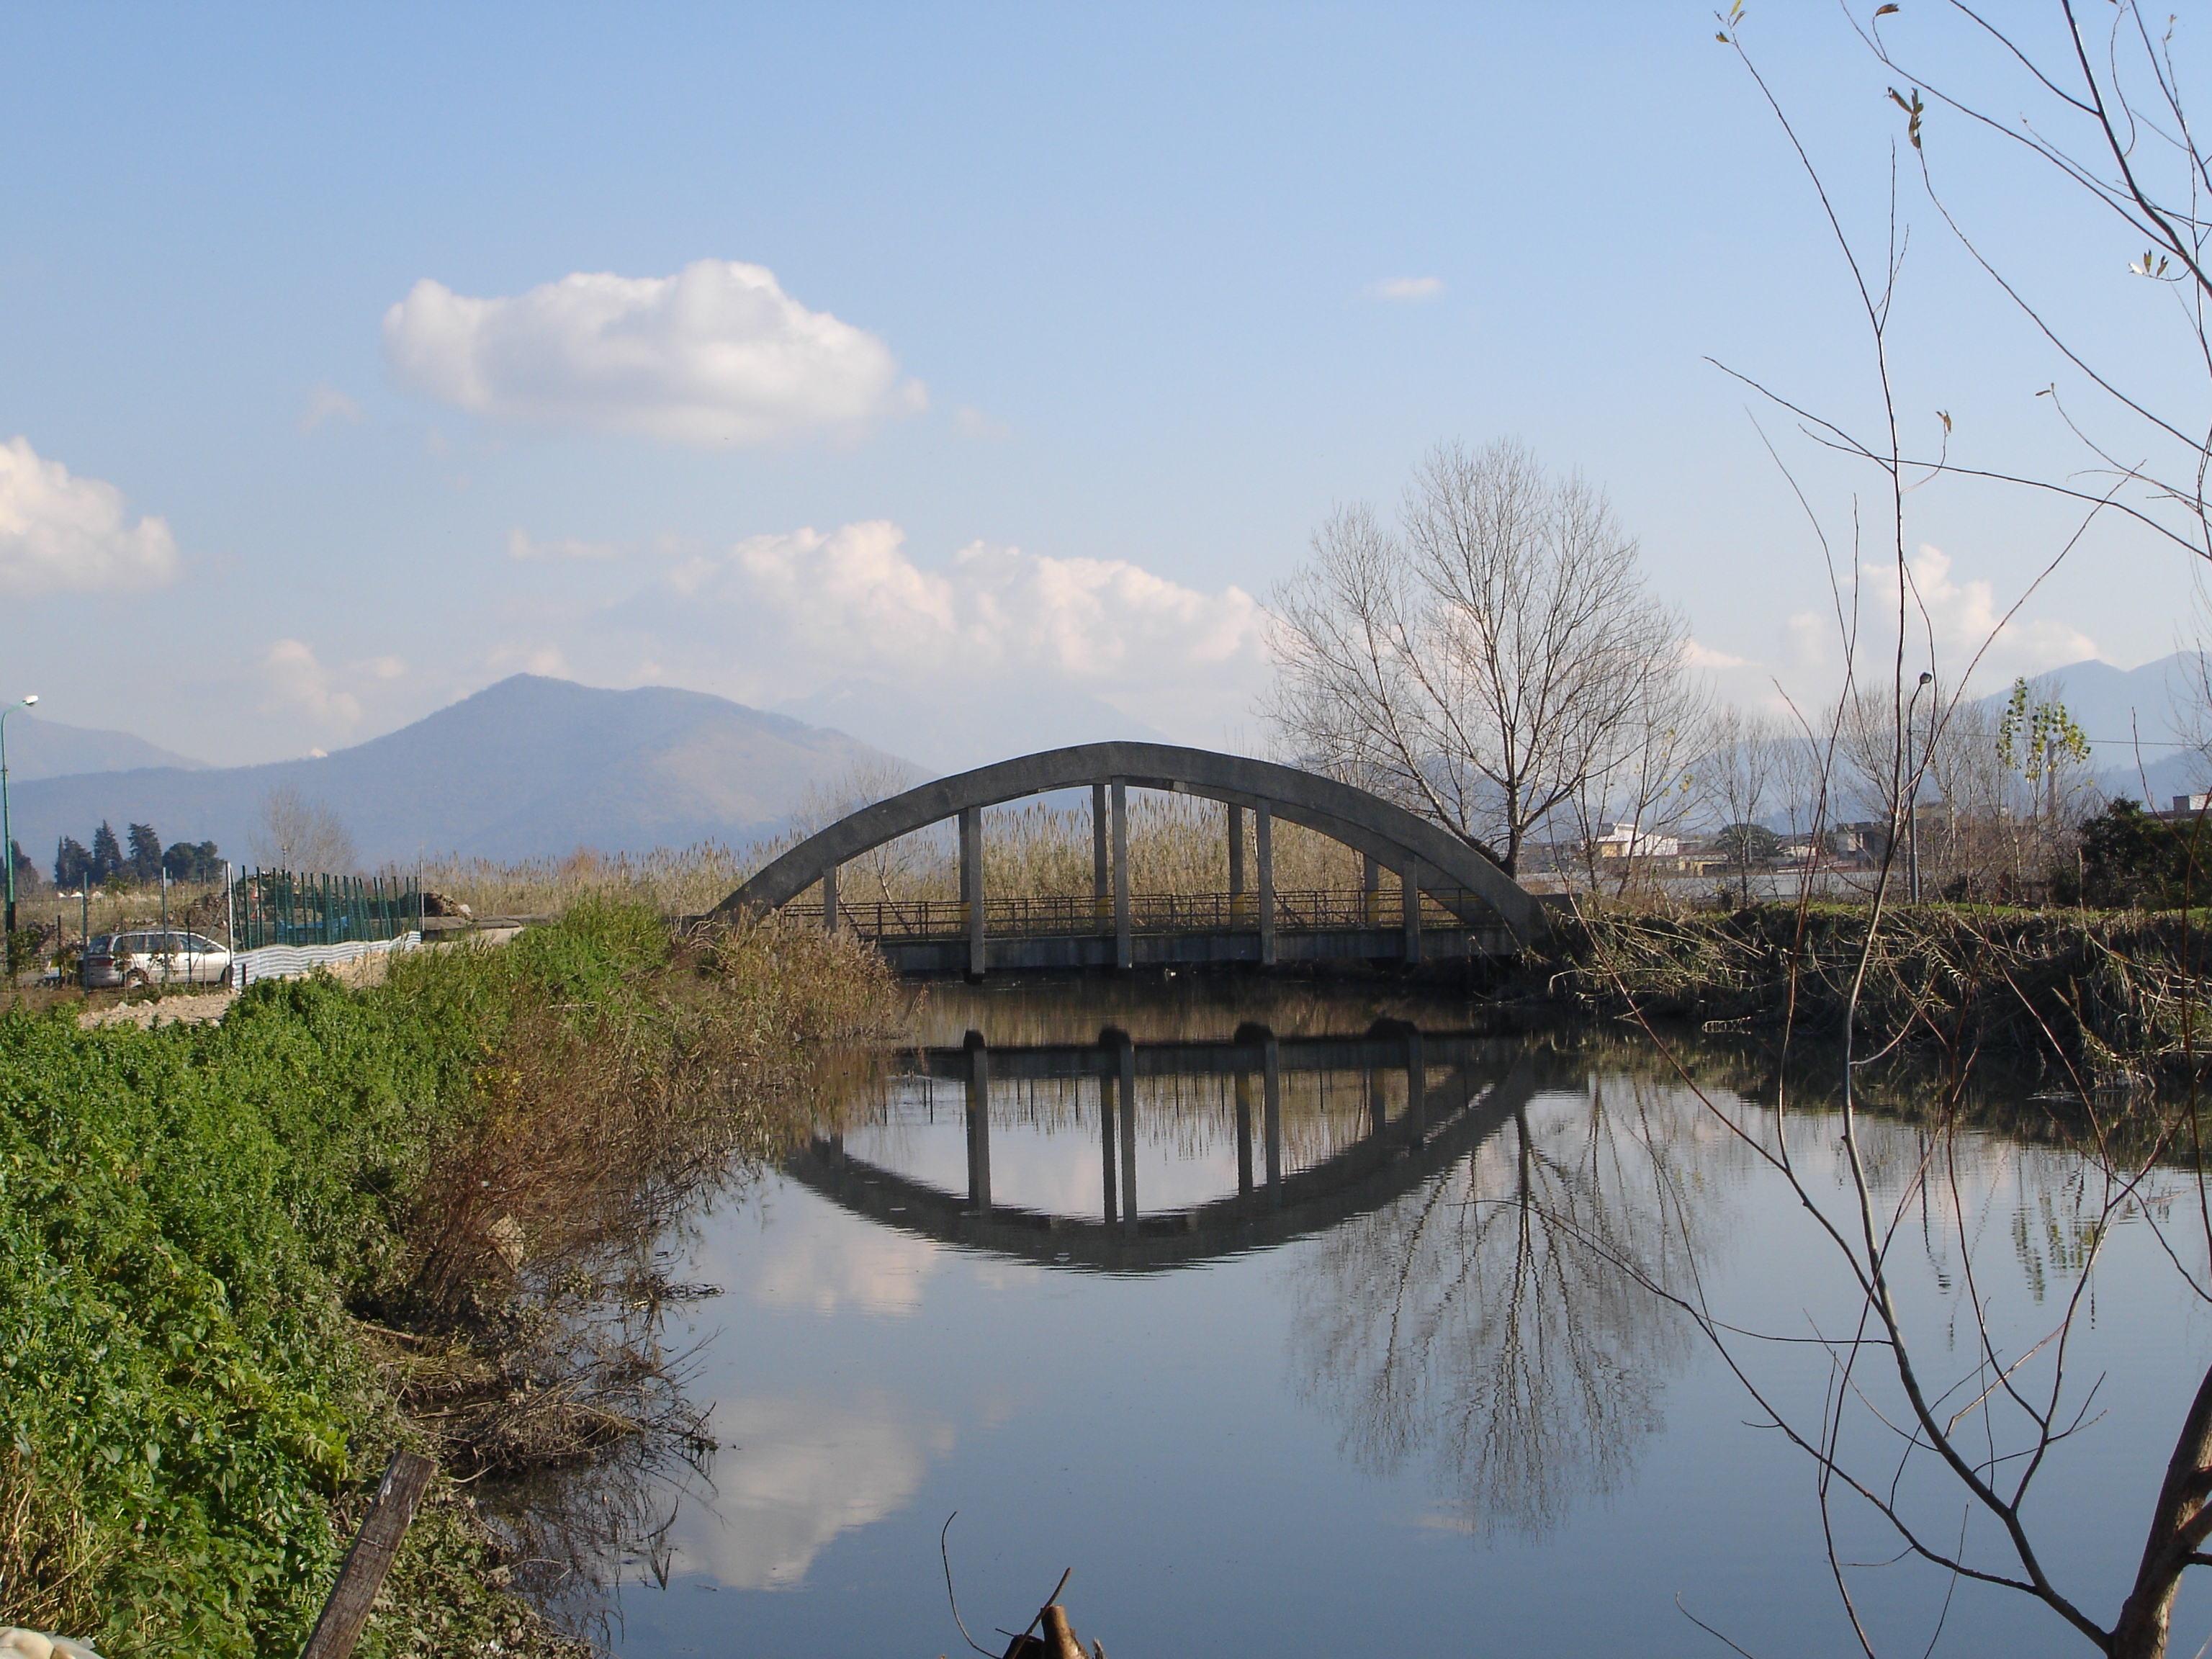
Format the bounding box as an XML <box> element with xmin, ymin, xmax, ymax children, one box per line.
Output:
<box><xmin>6</xmin><ymin>675</ymin><xmax>913</xmax><ymax>869</ymax></box>
<box><xmin>0</xmin><ymin>712</ymin><xmax>207</xmax><ymax>783</ymax></box>
<box><xmin>774</xmin><ymin>673</ymin><xmax>1172</xmax><ymax>773</ymax></box>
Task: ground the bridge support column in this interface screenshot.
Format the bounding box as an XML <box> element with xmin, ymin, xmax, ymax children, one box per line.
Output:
<box><xmin>1262</xmin><ymin>1030</ymin><xmax>1282</xmax><ymax>1200</ymax></box>
<box><xmin>822</xmin><ymin>865</ymin><xmax>838</xmax><ymax>934</ymax></box>
<box><xmin>1256</xmin><ymin>803</ymin><xmax>1275</xmax><ymax>966</ymax></box>
<box><xmin>1367</xmin><ymin>1067</ymin><xmax>1388</xmax><ymax>1136</ymax></box>
<box><xmin>963</xmin><ymin>1033</ymin><xmax>992</xmax><ymax>1213</ymax></box>
<box><xmin>1092</xmin><ymin>782</ymin><xmax>1109</xmax><ymax>926</ymax></box>
<box><xmin>1363</xmin><ymin>855</ymin><xmax>1380</xmax><ymax>925</ymax></box>
<box><xmin>1228</xmin><ymin>805</ymin><xmax>1246</xmax><ymax>925</ymax></box>
<box><xmin>1234</xmin><ymin>1067</ymin><xmax>1255</xmax><ymax>1195</ymax></box>
<box><xmin>1402</xmin><ymin>867</ymin><xmax>1421</xmax><ymax>963</ymax></box>
<box><xmin>1405</xmin><ymin>1029</ymin><xmax>1426</xmax><ymax>1141</ymax></box>
<box><xmin>959</xmin><ymin>806</ymin><xmax>985</xmax><ymax>979</ymax></box>
<box><xmin>1111</xmin><ymin>779</ymin><xmax>1130</xmax><ymax>970</ymax></box>
<box><xmin>1115</xmin><ymin>1031</ymin><xmax>1138</xmax><ymax>1231</ymax></box>
<box><xmin>1100</xmin><ymin>1058</ymin><xmax>1118</xmax><ymax>1223</ymax></box>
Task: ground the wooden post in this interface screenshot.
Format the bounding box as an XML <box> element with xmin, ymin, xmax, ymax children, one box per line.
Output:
<box><xmin>1111</xmin><ymin>779</ymin><xmax>1130</xmax><ymax>971</ymax></box>
<box><xmin>1256</xmin><ymin>803</ymin><xmax>1275</xmax><ymax>966</ymax></box>
<box><xmin>1401</xmin><ymin>866</ymin><xmax>1421</xmax><ymax>964</ymax></box>
<box><xmin>299</xmin><ymin>1449</ymin><xmax>436</xmax><ymax>1659</ymax></box>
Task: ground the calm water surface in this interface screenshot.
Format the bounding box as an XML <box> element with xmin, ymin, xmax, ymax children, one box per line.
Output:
<box><xmin>544</xmin><ymin>980</ymin><xmax>2212</xmax><ymax>1657</ymax></box>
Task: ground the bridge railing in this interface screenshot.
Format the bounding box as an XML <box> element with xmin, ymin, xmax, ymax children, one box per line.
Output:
<box><xmin>782</xmin><ymin>887</ymin><xmax>1482</xmax><ymax>941</ymax></box>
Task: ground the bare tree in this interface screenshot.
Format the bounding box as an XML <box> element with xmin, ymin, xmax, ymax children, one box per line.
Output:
<box><xmin>1696</xmin><ymin>705</ymin><xmax>1786</xmax><ymax>903</ymax></box>
<box><xmin>1608</xmin><ymin>8</ymin><xmax>2212</xmax><ymax>1655</ymax></box>
<box><xmin>249</xmin><ymin>784</ymin><xmax>357</xmax><ymax>874</ymax></box>
<box><xmin>1266</xmin><ymin>439</ymin><xmax>1694</xmax><ymax>876</ymax></box>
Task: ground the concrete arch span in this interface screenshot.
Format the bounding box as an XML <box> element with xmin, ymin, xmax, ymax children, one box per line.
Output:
<box><xmin>716</xmin><ymin>741</ymin><xmax>1545</xmax><ymax>945</ymax></box>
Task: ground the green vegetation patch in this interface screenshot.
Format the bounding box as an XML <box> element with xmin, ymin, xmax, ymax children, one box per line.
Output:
<box><xmin>0</xmin><ymin>900</ymin><xmax>897</xmax><ymax>1657</ymax></box>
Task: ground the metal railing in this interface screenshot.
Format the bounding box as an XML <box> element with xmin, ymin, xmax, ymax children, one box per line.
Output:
<box><xmin>229</xmin><ymin>868</ymin><xmax>423</xmax><ymax>951</ymax></box>
<box><xmin>785</xmin><ymin>887</ymin><xmax>1480</xmax><ymax>940</ymax></box>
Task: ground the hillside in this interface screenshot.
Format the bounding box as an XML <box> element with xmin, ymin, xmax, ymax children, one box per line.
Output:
<box><xmin>6</xmin><ymin>676</ymin><xmax>914</xmax><ymax>869</ymax></box>
<box><xmin>0</xmin><ymin>712</ymin><xmax>207</xmax><ymax>783</ymax></box>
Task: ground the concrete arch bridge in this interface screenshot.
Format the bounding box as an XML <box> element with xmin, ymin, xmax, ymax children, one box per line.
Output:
<box><xmin>716</xmin><ymin>742</ymin><xmax>1544</xmax><ymax>976</ymax></box>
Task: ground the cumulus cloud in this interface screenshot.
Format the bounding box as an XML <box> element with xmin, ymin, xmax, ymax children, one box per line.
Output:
<box><xmin>254</xmin><ymin>640</ymin><xmax>413</xmax><ymax>729</ymax></box>
<box><xmin>626</xmin><ymin>520</ymin><xmax>1269</xmax><ymax>738</ymax></box>
<box><xmin>1858</xmin><ymin>544</ymin><xmax>2098</xmax><ymax>685</ymax></box>
<box><xmin>1362</xmin><ymin>276</ymin><xmax>1445</xmax><ymax>302</ymax></box>
<box><xmin>0</xmin><ymin>437</ymin><xmax>179</xmax><ymax>596</ymax></box>
<box><xmin>382</xmin><ymin>259</ymin><xmax>927</xmax><ymax>446</ymax></box>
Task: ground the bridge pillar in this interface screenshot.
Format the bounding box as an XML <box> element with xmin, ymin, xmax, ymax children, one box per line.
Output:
<box><xmin>1401</xmin><ymin>866</ymin><xmax>1421</xmax><ymax>963</ymax></box>
<box><xmin>1111</xmin><ymin>779</ymin><xmax>1130</xmax><ymax>970</ymax></box>
<box><xmin>1367</xmin><ymin>1066</ymin><xmax>1388</xmax><ymax>1136</ymax></box>
<box><xmin>959</xmin><ymin>806</ymin><xmax>985</xmax><ymax>978</ymax></box>
<box><xmin>1405</xmin><ymin>1029</ymin><xmax>1426</xmax><ymax>1140</ymax></box>
<box><xmin>820</xmin><ymin>865</ymin><xmax>839</xmax><ymax>933</ymax></box>
<box><xmin>1114</xmin><ymin>1030</ymin><xmax>1138</xmax><ymax>1231</ymax></box>
<box><xmin>1092</xmin><ymin>782</ymin><xmax>1109</xmax><ymax>926</ymax></box>
<box><xmin>1262</xmin><ymin>1030</ymin><xmax>1282</xmax><ymax>1200</ymax></box>
<box><xmin>1256</xmin><ymin>804</ymin><xmax>1275</xmax><ymax>966</ymax></box>
<box><xmin>1228</xmin><ymin>804</ymin><xmax>1246</xmax><ymax>925</ymax></box>
<box><xmin>1234</xmin><ymin>1067</ymin><xmax>1255</xmax><ymax>1195</ymax></box>
<box><xmin>1362</xmin><ymin>855</ymin><xmax>1380</xmax><ymax>925</ymax></box>
<box><xmin>963</xmin><ymin>1033</ymin><xmax>992</xmax><ymax>1213</ymax></box>
<box><xmin>1099</xmin><ymin>1056</ymin><xmax>1118</xmax><ymax>1223</ymax></box>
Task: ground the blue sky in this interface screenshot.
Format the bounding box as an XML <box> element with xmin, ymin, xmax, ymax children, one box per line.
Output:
<box><xmin>1</xmin><ymin>2</ymin><xmax>2203</xmax><ymax>765</ymax></box>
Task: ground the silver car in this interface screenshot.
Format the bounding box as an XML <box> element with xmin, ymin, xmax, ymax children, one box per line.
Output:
<box><xmin>82</xmin><ymin>930</ymin><xmax>234</xmax><ymax>989</ymax></box>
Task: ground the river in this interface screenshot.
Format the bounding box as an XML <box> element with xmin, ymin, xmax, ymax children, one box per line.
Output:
<box><xmin>507</xmin><ymin>978</ymin><xmax>2212</xmax><ymax>1657</ymax></box>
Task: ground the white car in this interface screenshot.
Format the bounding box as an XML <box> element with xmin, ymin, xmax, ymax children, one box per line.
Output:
<box><xmin>82</xmin><ymin>931</ymin><xmax>233</xmax><ymax>989</ymax></box>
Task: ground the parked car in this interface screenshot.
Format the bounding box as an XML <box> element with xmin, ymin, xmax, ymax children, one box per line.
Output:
<box><xmin>81</xmin><ymin>931</ymin><xmax>233</xmax><ymax>989</ymax></box>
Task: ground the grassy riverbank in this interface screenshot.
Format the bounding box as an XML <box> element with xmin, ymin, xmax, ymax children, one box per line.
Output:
<box><xmin>0</xmin><ymin>901</ymin><xmax>902</xmax><ymax>1656</ymax></box>
<box><xmin>1545</xmin><ymin>901</ymin><xmax>2212</xmax><ymax>1083</ymax></box>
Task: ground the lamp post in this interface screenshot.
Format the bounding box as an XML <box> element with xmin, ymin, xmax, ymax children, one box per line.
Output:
<box><xmin>1</xmin><ymin>693</ymin><xmax>39</xmax><ymax>956</ymax></box>
<box><xmin>1905</xmin><ymin>672</ymin><xmax>1933</xmax><ymax>904</ymax></box>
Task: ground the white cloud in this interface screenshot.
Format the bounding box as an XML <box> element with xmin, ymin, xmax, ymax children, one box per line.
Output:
<box><xmin>1862</xmin><ymin>544</ymin><xmax>2098</xmax><ymax>687</ymax></box>
<box><xmin>505</xmin><ymin>526</ymin><xmax>623</xmax><ymax>561</ymax></box>
<box><xmin>254</xmin><ymin>640</ymin><xmax>413</xmax><ymax>729</ymax></box>
<box><xmin>382</xmin><ymin>259</ymin><xmax>927</xmax><ymax>446</ymax></box>
<box><xmin>1362</xmin><ymin>276</ymin><xmax>1445</xmax><ymax>302</ymax></box>
<box><xmin>299</xmin><ymin>382</ymin><xmax>362</xmax><ymax>433</ymax></box>
<box><xmin>1683</xmin><ymin>639</ymin><xmax>1747</xmax><ymax>670</ymax></box>
<box><xmin>0</xmin><ymin>437</ymin><xmax>179</xmax><ymax>596</ymax></box>
<box><xmin>620</xmin><ymin>520</ymin><xmax>1269</xmax><ymax>739</ymax></box>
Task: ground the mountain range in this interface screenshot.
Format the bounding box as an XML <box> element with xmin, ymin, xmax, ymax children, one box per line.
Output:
<box><xmin>5</xmin><ymin>676</ymin><xmax>910</xmax><ymax>871</ymax></box>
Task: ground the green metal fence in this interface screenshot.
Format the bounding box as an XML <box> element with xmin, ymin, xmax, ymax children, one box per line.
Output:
<box><xmin>229</xmin><ymin>868</ymin><xmax>423</xmax><ymax>951</ymax></box>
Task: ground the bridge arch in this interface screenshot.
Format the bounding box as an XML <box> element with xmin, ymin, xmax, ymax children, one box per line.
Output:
<box><xmin>716</xmin><ymin>741</ymin><xmax>1545</xmax><ymax>946</ymax></box>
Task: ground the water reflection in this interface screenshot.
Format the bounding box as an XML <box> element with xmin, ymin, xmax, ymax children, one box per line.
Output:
<box><xmin>792</xmin><ymin>1022</ymin><xmax>1539</xmax><ymax>1272</ymax></box>
<box><xmin>1290</xmin><ymin>1066</ymin><xmax>1719</xmax><ymax>1537</ymax></box>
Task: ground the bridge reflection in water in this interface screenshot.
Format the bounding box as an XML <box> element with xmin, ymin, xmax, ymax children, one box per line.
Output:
<box><xmin>786</xmin><ymin>1023</ymin><xmax>1537</xmax><ymax>1273</ymax></box>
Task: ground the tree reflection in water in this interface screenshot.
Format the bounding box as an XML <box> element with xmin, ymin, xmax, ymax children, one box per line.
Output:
<box><xmin>1290</xmin><ymin>1065</ymin><xmax>1729</xmax><ymax>1538</ymax></box>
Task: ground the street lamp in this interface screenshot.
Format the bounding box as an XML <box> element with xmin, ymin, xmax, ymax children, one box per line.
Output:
<box><xmin>1905</xmin><ymin>672</ymin><xmax>1933</xmax><ymax>904</ymax></box>
<box><xmin>1</xmin><ymin>693</ymin><xmax>39</xmax><ymax>953</ymax></box>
